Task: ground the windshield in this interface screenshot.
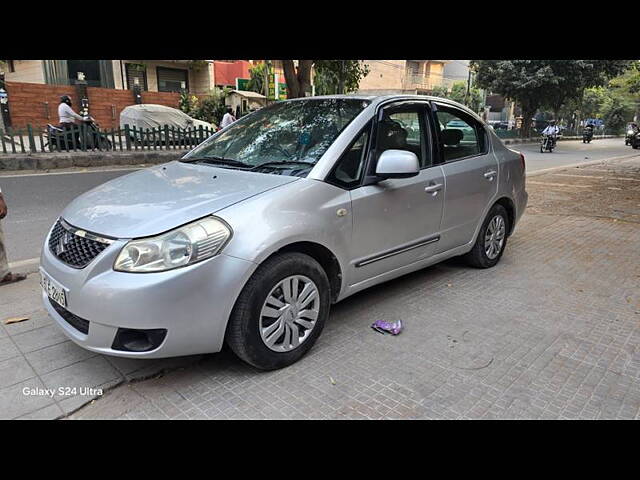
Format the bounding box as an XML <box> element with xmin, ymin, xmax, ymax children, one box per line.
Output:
<box><xmin>182</xmin><ymin>98</ymin><xmax>370</xmax><ymax>176</ymax></box>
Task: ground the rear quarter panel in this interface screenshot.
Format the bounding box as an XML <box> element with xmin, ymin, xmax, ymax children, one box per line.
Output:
<box><xmin>490</xmin><ymin>133</ymin><xmax>528</xmax><ymax>228</ymax></box>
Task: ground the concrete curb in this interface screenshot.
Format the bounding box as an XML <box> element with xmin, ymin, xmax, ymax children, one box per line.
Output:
<box><xmin>0</xmin><ymin>150</ymin><xmax>188</xmax><ymax>171</ymax></box>
<box><xmin>527</xmin><ymin>152</ymin><xmax>640</xmax><ymax>177</ymax></box>
<box><xmin>502</xmin><ymin>135</ymin><xmax>623</xmax><ymax>146</ymax></box>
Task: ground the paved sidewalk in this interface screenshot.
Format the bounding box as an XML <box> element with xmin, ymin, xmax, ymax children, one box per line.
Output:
<box><xmin>70</xmin><ymin>157</ymin><xmax>640</xmax><ymax>420</ymax></box>
<box><xmin>0</xmin><ymin>280</ymin><xmax>201</xmax><ymax>419</ymax></box>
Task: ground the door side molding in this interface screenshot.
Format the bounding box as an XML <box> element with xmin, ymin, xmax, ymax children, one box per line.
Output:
<box><xmin>354</xmin><ymin>234</ymin><xmax>440</xmax><ymax>268</ymax></box>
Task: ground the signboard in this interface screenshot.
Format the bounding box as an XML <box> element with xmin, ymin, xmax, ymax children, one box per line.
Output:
<box><xmin>278</xmin><ymin>82</ymin><xmax>287</xmax><ymax>100</ymax></box>
<box><xmin>236</xmin><ymin>78</ymin><xmax>250</xmax><ymax>91</ymax></box>
<box><xmin>268</xmin><ymin>73</ymin><xmax>277</xmax><ymax>100</ymax></box>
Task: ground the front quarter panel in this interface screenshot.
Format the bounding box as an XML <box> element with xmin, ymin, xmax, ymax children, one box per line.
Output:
<box><xmin>215</xmin><ymin>179</ymin><xmax>353</xmax><ymax>290</ymax></box>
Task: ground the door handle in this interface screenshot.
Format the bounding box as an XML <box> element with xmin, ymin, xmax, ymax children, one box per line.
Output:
<box><xmin>484</xmin><ymin>170</ymin><xmax>497</xmax><ymax>180</ymax></box>
<box><xmin>424</xmin><ymin>183</ymin><xmax>443</xmax><ymax>195</ymax></box>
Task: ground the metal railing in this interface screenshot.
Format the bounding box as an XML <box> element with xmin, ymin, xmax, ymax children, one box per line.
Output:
<box><xmin>0</xmin><ymin>123</ymin><xmax>217</xmax><ymax>155</ymax></box>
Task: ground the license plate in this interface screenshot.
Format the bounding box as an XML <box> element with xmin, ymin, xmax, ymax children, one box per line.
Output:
<box><xmin>40</xmin><ymin>272</ymin><xmax>67</xmax><ymax>309</ymax></box>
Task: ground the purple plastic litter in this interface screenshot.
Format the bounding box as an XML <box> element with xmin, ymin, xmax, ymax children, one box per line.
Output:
<box><xmin>371</xmin><ymin>319</ymin><xmax>403</xmax><ymax>335</ymax></box>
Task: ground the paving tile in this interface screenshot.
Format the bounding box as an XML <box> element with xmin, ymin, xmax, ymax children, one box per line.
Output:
<box><xmin>12</xmin><ymin>325</ymin><xmax>68</xmax><ymax>354</ymax></box>
<box><xmin>0</xmin><ymin>337</ymin><xmax>20</xmax><ymax>362</ymax></box>
<box><xmin>0</xmin><ymin>355</ymin><xmax>37</xmax><ymax>389</ymax></box>
<box><xmin>25</xmin><ymin>340</ymin><xmax>96</xmax><ymax>375</ymax></box>
<box><xmin>0</xmin><ymin>377</ymin><xmax>56</xmax><ymax>420</ymax></box>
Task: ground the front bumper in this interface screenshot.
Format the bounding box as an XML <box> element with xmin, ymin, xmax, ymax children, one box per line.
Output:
<box><xmin>40</xmin><ymin>231</ymin><xmax>256</xmax><ymax>358</ymax></box>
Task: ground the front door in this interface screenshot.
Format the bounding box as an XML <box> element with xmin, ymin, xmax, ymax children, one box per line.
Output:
<box><xmin>348</xmin><ymin>102</ymin><xmax>445</xmax><ymax>285</ymax></box>
<box><xmin>431</xmin><ymin>103</ymin><xmax>498</xmax><ymax>253</ymax></box>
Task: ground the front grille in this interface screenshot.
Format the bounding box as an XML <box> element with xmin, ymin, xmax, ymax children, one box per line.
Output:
<box><xmin>48</xmin><ymin>219</ymin><xmax>113</xmax><ymax>269</ymax></box>
<box><xmin>49</xmin><ymin>298</ymin><xmax>90</xmax><ymax>334</ymax></box>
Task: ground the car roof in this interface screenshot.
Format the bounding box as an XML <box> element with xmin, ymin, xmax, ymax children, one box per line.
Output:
<box><xmin>282</xmin><ymin>94</ymin><xmax>484</xmax><ymax>123</ymax></box>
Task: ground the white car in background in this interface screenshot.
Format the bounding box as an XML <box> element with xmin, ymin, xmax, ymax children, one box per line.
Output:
<box><xmin>120</xmin><ymin>104</ymin><xmax>215</xmax><ymax>142</ymax></box>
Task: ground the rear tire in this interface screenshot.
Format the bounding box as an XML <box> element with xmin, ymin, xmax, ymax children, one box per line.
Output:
<box><xmin>225</xmin><ymin>252</ymin><xmax>331</xmax><ymax>370</ymax></box>
<box><xmin>464</xmin><ymin>204</ymin><xmax>509</xmax><ymax>269</ymax></box>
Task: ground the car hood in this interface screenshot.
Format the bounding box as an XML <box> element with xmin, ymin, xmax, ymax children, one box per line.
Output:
<box><xmin>61</xmin><ymin>161</ymin><xmax>299</xmax><ymax>238</ymax></box>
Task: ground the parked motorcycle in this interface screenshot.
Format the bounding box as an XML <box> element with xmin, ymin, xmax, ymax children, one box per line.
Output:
<box><xmin>540</xmin><ymin>134</ymin><xmax>556</xmax><ymax>153</ymax></box>
<box><xmin>631</xmin><ymin>131</ymin><xmax>640</xmax><ymax>150</ymax></box>
<box><xmin>44</xmin><ymin>117</ymin><xmax>112</xmax><ymax>151</ymax></box>
<box><xmin>582</xmin><ymin>127</ymin><xmax>594</xmax><ymax>143</ymax></box>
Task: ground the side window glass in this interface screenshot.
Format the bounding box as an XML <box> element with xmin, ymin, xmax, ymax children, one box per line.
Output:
<box><xmin>327</xmin><ymin>125</ymin><xmax>370</xmax><ymax>189</ymax></box>
<box><xmin>435</xmin><ymin>108</ymin><xmax>483</xmax><ymax>162</ymax></box>
<box><xmin>376</xmin><ymin>109</ymin><xmax>430</xmax><ymax>168</ymax></box>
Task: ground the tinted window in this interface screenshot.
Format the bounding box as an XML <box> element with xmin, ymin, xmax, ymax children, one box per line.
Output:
<box><xmin>327</xmin><ymin>123</ymin><xmax>370</xmax><ymax>189</ymax></box>
<box><xmin>435</xmin><ymin>106</ymin><xmax>484</xmax><ymax>161</ymax></box>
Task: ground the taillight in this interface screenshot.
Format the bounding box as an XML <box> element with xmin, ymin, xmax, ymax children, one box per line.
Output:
<box><xmin>519</xmin><ymin>152</ymin><xmax>526</xmax><ymax>171</ymax></box>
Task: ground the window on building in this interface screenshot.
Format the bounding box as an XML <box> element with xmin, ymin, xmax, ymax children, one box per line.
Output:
<box><xmin>157</xmin><ymin>67</ymin><xmax>189</xmax><ymax>93</ymax></box>
<box><xmin>7</xmin><ymin>60</ymin><xmax>15</xmax><ymax>73</ymax></box>
<box><xmin>125</xmin><ymin>64</ymin><xmax>148</xmax><ymax>91</ymax></box>
<box><xmin>67</xmin><ymin>60</ymin><xmax>101</xmax><ymax>86</ymax></box>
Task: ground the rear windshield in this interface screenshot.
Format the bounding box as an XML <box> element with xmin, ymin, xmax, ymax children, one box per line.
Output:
<box><xmin>182</xmin><ymin>98</ymin><xmax>370</xmax><ymax>177</ymax></box>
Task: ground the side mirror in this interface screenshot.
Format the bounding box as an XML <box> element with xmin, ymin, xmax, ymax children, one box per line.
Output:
<box><xmin>375</xmin><ymin>149</ymin><xmax>420</xmax><ymax>179</ymax></box>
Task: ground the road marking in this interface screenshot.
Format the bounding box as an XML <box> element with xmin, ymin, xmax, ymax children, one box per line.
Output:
<box><xmin>0</xmin><ymin>167</ymin><xmax>141</xmax><ymax>178</ymax></box>
<box><xmin>8</xmin><ymin>257</ymin><xmax>40</xmax><ymax>269</ymax></box>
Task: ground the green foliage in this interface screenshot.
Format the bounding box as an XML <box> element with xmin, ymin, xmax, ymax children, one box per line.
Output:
<box><xmin>600</xmin><ymin>95</ymin><xmax>632</xmax><ymax>134</ymax></box>
<box><xmin>472</xmin><ymin>60</ymin><xmax>631</xmax><ymax>136</ymax></box>
<box><xmin>179</xmin><ymin>91</ymin><xmax>199</xmax><ymax>117</ymax></box>
<box><xmin>190</xmin><ymin>87</ymin><xmax>232</xmax><ymax>126</ymax></box>
<box><xmin>313</xmin><ymin>60</ymin><xmax>370</xmax><ymax>95</ymax></box>
<box><xmin>429</xmin><ymin>82</ymin><xmax>484</xmax><ymax>113</ymax></box>
<box><xmin>247</xmin><ymin>62</ymin><xmax>267</xmax><ymax>94</ymax></box>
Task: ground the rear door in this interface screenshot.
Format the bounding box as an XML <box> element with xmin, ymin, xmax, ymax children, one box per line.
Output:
<box><xmin>431</xmin><ymin>103</ymin><xmax>498</xmax><ymax>254</ymax></box>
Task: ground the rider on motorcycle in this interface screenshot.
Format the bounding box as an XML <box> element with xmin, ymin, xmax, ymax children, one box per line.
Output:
<box><xmin>58</xmin><ymin>95</ymin><xmax>85</xmax><ymax>131</ymax></box>
<box><xmin>542</xmin><ymin>120</ymin><xmax>560</xmax><ymax>147</ymax></box>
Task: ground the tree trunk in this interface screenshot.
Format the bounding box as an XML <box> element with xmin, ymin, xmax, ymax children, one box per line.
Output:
<box><xmin>521</xmin><ymin>105</ymin><xmax>536</xmax><ymax>138</ymax></box>
<box><xmin>283</xmin><ymin>60</ymin><xmax>314</xmax><ymax>98</ymax></box>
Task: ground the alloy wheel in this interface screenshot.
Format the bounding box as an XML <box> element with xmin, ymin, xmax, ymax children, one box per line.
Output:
<box><xmin>484</xmin><ymin>215</ymin><xmax>506</xmax><ymax>260</ymax></box>
<box><xmin>259</xmin><ymin>275</ymin><xmax>320</xmax><ymax>352</ymax></box>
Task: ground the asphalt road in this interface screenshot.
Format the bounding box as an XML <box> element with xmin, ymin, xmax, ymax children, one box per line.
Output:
<box><xmin>0</xmin><ymin>137</ymin><xmax>636</xmax><ymax>266</ymax></box>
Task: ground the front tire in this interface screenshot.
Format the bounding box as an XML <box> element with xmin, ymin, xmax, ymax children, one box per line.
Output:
<box><xmin>464</xmin><ymin>204</ymin><xmax>509</xmax><ymax>269</ymax></box>
<box><xmin>225</xmin><ymin>252</ymin><xmax>331</xmax><ymax>370</ymax></box>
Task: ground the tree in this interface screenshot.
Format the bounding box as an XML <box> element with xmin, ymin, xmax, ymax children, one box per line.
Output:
<box><xmin>191</xmin><ymin>87</ymin><xmax>232</xmax><ymax>126</ymax></box>
<box><xmin>313</xmin><ymin>60</ymin><xmax>370</xmax><ymax>95</ymax></box>
<box><xmin>472</xmin><ymin>60</ymin><xmax>631</xmax><ymax>137</ymax></box>
<box><xmin>282</xmin><ymin>60</ymin><xmax>314</xmax><ymax>98</ymax></box>
<box><xmin>246</xmin><ymin>62</ymin><xmax>266</xmax><ymax>95</ymax></box>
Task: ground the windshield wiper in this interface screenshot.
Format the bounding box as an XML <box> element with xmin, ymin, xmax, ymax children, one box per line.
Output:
<box><xmin>251</xmin><ymin>161</ymin><xmax>313</xmax><ymax>171</ymax></box>
<box><xmin>182</xmin><ymin>156</ymin><xmax>251</xmax><ymax>169</ymax></box>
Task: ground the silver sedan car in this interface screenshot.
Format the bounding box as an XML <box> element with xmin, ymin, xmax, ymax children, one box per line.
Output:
<box><xmin>40</xmin><ymin>95</ymin><xmax>527</xmax><ymax>370</ymax></box>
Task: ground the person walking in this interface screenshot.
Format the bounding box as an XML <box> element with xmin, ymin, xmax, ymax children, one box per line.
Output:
<box><xmin>0</xmin><ymin>187</ymin><xmax>27</xmax><ymax>286</ymax></box>
<box><xmin>220</xmin><ymin>107</ymin><xmax>236</xmax><ymax>129</ymax></box>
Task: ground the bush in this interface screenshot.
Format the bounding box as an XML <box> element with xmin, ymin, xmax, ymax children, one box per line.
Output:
<box><xmin>179</xmin><ymin>92</ymin><xmax>199</xmax><ymax>117</ymax></box>
<box><xmin>190</xmin><ymin>88</ymin><xmax>232</xmax><ymax>127</ymax></box>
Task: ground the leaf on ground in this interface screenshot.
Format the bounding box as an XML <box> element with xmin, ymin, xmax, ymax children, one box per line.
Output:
<box><xmin>329</xmin><ymin>376</ymin><xmax>336</xmax><ymax>385</ymax></box>
<box><xmin>4</xmin><ymin>316</ymin><xmax>29</xmax><ymax>325</ymax></box>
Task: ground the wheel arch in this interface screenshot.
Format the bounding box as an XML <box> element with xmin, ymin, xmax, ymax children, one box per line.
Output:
<box><xmin>494</xmin><ymin>196</ymin><xmax>516</xmax><ymax>236</ymax></box>
<box><xmin>266</xmin><ymin>241</ymin><xmax>343</xmax><ymax>303</ymax></box>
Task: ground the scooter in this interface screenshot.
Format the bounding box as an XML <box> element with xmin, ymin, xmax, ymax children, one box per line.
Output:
<box><xmin>44</xmin><ymin>116</ymin><xmax>112</xmax><ymax>151</ymax></box>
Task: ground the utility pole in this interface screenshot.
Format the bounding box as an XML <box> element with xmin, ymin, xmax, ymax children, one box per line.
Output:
<box><xmin>338</xmin><ymin>60</ymin><xmax>345</xmax><ymax>95</ymax></box>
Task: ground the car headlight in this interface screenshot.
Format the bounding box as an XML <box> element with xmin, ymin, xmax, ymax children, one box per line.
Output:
<box><xmin>114</xmin><ymin>217</ymin><xmax>231</xmax><ymax>273</ymax></box>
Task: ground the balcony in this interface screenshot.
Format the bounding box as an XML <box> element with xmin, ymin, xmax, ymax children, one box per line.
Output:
<box><xmin>403</xmin><ymin>74</ymin><xmax>438</xmax><ymax>91</ymax></box>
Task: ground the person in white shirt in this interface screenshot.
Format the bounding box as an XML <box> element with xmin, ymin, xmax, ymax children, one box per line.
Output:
<box><xmin>220</xmin><ymin>107</ymin><xmax>236</xmax><ymax>129</ymax></box>
<box><xmin>0</xmin><ymin>186</ymin><xmax>27</xmax><ymax>286</ymax></box>
<box><xmin>542</xmin><ymin>120</ymin><xmax>560</xmax><ymax>147</ymax></box>
<box><xmin>58</xmin><ymin>95</ymin><xmax>84</xmax><ymax>129</ymax></box>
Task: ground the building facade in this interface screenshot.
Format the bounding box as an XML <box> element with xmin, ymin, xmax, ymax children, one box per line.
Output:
<box><xmin>357</xmin><ymin>60</ymin><xmax>450</xmax><ymax>95</ymax></box>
